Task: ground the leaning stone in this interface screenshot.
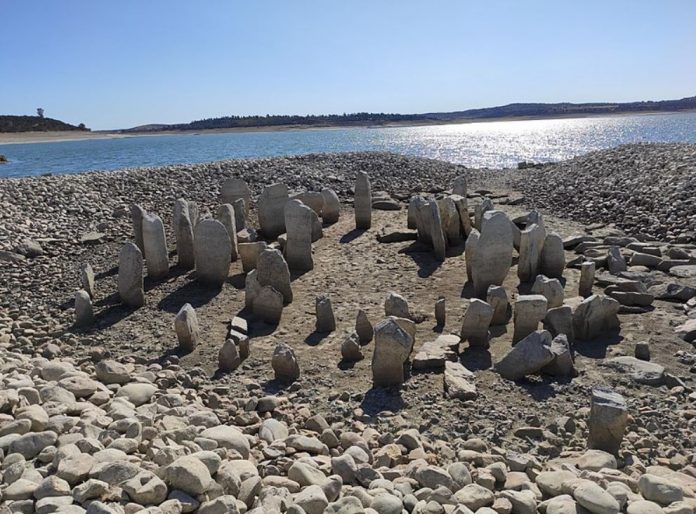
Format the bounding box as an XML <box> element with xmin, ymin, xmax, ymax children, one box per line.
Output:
<box><xmin>444</xmin><ymin>361</ymin><xmax>477</xmax><ymax>400</ymax></box>
<box><xmin>341</xmin><ymin>332</ymin><xmax>363</xmax><ymax>361</ymax></box>
<box><xmin>544</xmin><ymin>305</ymin><xmax>574</xmax><ymax>343</ymax></box>
<box><xmin>142</xmin><ymin>213</ymin><xmax>169</xmax><ymax>279</ymax></box>
<box><xmin>79</xmin><ymin>262</ymin><xmax>95</xmax><ymax>298</ymax></box>
<box><xmin>573</xmin><ymin>295</ymin><xmax>620</xmax><ymax>341</ymax></box>
<box><xmin>258</xmin><ymin>183</ymin><xmax>289</xmax><ymax>238</ymax></box>
<box><xmin>74</xmin><ymin>290</ymin><xmax>94</xmax><ymax>327</ymax></box>
<box><xmin>218</xmin><ymin>339</ymin><xmax>241</xmax><ymax>372</ymax></box>
<box><xmin>460</xmin><ymin>299</ymin><xmax>494</xmax><ymax>348</ymax></box>
<box><xmin>513</xmin><ymin>295</ymin><xmax>548</xmax><ymax>343</ymax></box>
<box><xmin>487</xmin><ymin>285</ymin><xmax>510</xmax><ymax>325</ymax></box>
<box><xmin>531</xmin><ymin>275</ymin><xmax>565</xmax><ymax>308</ymax></box>
<box><xmin>321</xmin><ymin>188</ymin><xmax>340</xmax><ymax>224</ymax></box>
<box><xmin>285</xmin><ymin>199</ymin><xmax>314</xmax><ymax>271</ymax></box>
<box><xmin>439</xmin><ymin>197</ymin><xmax>462</xmax><ymax>244</ymax></box>
<box><xmin>130</xmin><ymin>204</ymin><xmax>146</xmax><ymax>252</ymax></box>
<box><xmin>542</xmin><ymin>334</ymin><xmax>575</xmax><ymax>377</ymax></box>
<box><xmin>518</xmin><ymin>223</ymin><xmax>546</xmax><ymax>283</ymax></box>
<box><xmin>272</xmin><ymin>342</ymin><xmax>300</xmax><ymax>382</ymax></box>
<box><xmin>118</xmin><ymin>243</ymin><xmax>145</xmax><ymax>308</ymax></box>
<box><xmin>194</xmin><ymin>219</ymin><xmax>231</xmax><ymax>286</ymax></box>
<box><xmin>471</xmin><ymin>211</ymin><xmax>514</xmax><ymax>298</ymax></box>
<box><xmin>495</xmin><ymin>330</ymin><xmax>555</xmax><ymax>380</ymax></box>
<box><xmin>256</xmin><ymin>248</ymin><xmax>292</xmax><ymax>303</ymax></box>
<box><xmin>356</xmin><ymin>310</ymin><xmax>373</xmax><ymax>343</ymax></box>
<box><xmin>588</xmin><ymin>387</ymin><xmax>627</xmax><ymax>456</ymax></box>
<box><xmin>315</xmin><ymin>295</ymin><xmax>336</xmax><ymax>333</ymax></box>
<box><xmin>175</xmin><ymin>303</ymin><xmax>199</xmax><ymax>352</ymax></box>
<box><xmin>215</xmin><ymin>204</ymin><xmax>239</xmax><ymax>261</ymax></box>
<box><xmin>435</xmin><ymin>297</ymin><xmax>446</xmax><ymax>327</ymax></box>
<box><xmin>238</xmin><ymin>241</ymin><xmax>268</xmax><ymax>273</ymax></box>
<box><xmin>579</xmin><ymin>261</ymin><xmax>596</xmax><ymax>298</ymax></box>
<box><xmin>221</xmin><ymin>178</ymin><xmax>251</xmax><ymax>215</ymax></box>
<box><xmin>372</xmin><ymin>317</ymin><xmax>414</xmax><ymax>387</ymax></box>
<box><xmin>176</xmin><ymin>209</ymin><xmax>195</xmax><ymax>269</ymax></box>
<box><xmin>254</xmin><ymin>286</ymin><xmax>283</xmax><ymax>325</ymax></box>
<box><xmin>541</xmin><ymin>233</ymin><xmax>565</xmax><ymax>279</ymax></box>
<box><xmin>385</xmin><ymin>292</ymin><xmax>411</xmax><ymax>319</ymax></box>
<box><xmin>354</xmin><ymin>171</ymin><xmax>372</xmax><ymax>229</ymax></box>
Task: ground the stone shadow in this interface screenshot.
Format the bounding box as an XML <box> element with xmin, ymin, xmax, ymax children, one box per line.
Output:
<box><xmin>157</xmin><ymin>281</ymin><xmax>221</xmax><ymax>313</ymax></box>
<box><xmin>360</xmin><ymin>386</ymin><xmax>406</xmax><ymax>416</ymax></box>
<box><xmin>399</xmin><ymin>243</ymin><xmax>441</xmax><ymax>278</ymax></box>
<box><xmin>460</xmin><ymin>281</ymin><xmax>475</xmax><ymax>299</ymax></box>
<box><xmin>340</xmin><ymin>229</ymin><xmax>366</xmax><ymax>244</ymax></box>
<box><xmin>228</xmin><ymin>272</ymin><xmax>246</xmax><ymax>290</ymax></box>
<box><xmin>573</xmin><ymin>333</ymin><xmax>623</xmax><ymax>359</ymax></box>
<box><xmin>304</xmin><ymin>331</ymin><xmax>331</xmax><ymax>347</ymax></box>
<box><xmin>459</xmin><ymin>347</ymin><xmax>492</xmax><ymax>371</ymax></box>
<box><xmin>93</xmin><ymin>302</ymin><xmax>138</xmax><ymax>330</ymax></box>
<box><xmin>143</xmin><ymin>266</ymin><xmax>191</xmax><ymax>292</ymax></box>
<box><xmin>95</xmin><ymin>265</ymin><xmax>118</xmax><ymax>280</ymax></box>
<box><xmin>518</xmin><ymin>377</ymin><xmax>560</xmax><ymax>402</ymax></box>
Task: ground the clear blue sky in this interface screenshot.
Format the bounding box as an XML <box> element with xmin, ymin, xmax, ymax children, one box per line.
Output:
<box><xmin>1</xmin><ymin>0</ymin><xmax>694</xmax><ymax>130</ymax></box>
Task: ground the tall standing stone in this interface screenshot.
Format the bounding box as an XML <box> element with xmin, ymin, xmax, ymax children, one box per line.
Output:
<box><xmin>356</xmin><ymin>310</ymin><xmax>373</xmax><ymax>343</ymax></box>
<box><xmin>321</xmin><ymin>188</ymin><xmax>340</xmax><ymax>224</ymax></box>
<box><xmin>354</xmin><ymin>172</ymin><xmax>372</xmax><ymax>230</ymax></box>
<box><xmin>215</xmin><ymin>204</ymin><xmax>239</xmax><ymax>261</ymax></box>
<box><xmin>176</xmin><ymin>210</ymin><xmax>195</xmax><ymax>270</ymax></box>
<box><xmin>142</xmin><ymin>213</ymin><xmax>169</xmax><ymax>279</ymax></box>
<box><xmin>238</xmin><ymin>241</ymin><xmax>268</xmax><ymax>273</ymax></box>
<box><xmin>173</xmin><ymin>198</ymin><xmax>189</xmax><ymax>239</ymax></box>
<box><xmin>258</xmin><ymin>183</ymin><xmax>289</xmax><ymax>239</ymax></box>
<box><xmin>233</xmin><ymin>198</ymin><xmax>247</xmax><ymax>231</ymax></box>
<box><xmin>588</xmin><ymin>387</ymin><xmax>628</xmax><ymax>455</ymax></box>
<box><xmin>435</xmin><ymin>297</ymin><xmax>446</xmax><ymax>327</ymax></box>
<box><xmin>487</xmin><ymin>285</ymin><xmax>510</xmax><ymax>326</ymax></box>
<box><xmin>74</xmin><ymin>290</ymin><xmax>94</xmax><ymax>327</ymax></box>
<box><xmin>513</xmin><ymin>294</ymin><xmax>548</xmax><ymax>343</ymax></box>
<box><xmin>452</xmin><ymin>175</ymin><xmax>467</xmax><ymax>197</ymax></box>
<box><xmin>175</xmin><ymin>303</ymin><xmax>199</xmax><ymax>352</ymax></box>
<box><xmin>292</xmin><ymin>191</ymin><xmax>324</xmax><ymax>214</ymax></box>
<box><xmin>518</xmin><ymin>223</ymin><xmax>546</xmax><ymax>283</ymax></box>
<box><xmin>372</xmin><ymin>318</ymin><xmax>413</xmax><ymax>387</ymax></box>
<box><xmin>541</xmin><ymin>233</ymin><xmax>565</xmax><ymax>279</ymax></box>
<box><xmin>531</xmin><ymin>275</ymin><xmax>565</xmax><ymax>308</ymax></box>
<box><xmin>130</xmin><ymin>204</ymin><xmax>146</xmax><ymax>253</ymax></box>
<box><xmin>460</xmin><ymin>299</ymin><xmax>494</xmax><ymax>348</ymax></box>
<box><xmin>579</xmin><ymin>261</ymin><xmax>596</xmax><ymax>298</ymax></box>
<box><xmin>256</xmin><ymin>248</ymin><xmax>292</xmax><ymax>303</ymax></box>
<box><xmin>194</xmin><ymin>219</ymin><xmax>231</xmax><ymax>286</ymax></box>
<box><xmin>452</xmin><ymin>194</ymin><xmax>472</xmax><ymax>236</ymax></box>
<box><xmin>439</xmin><ymin>197</ymin><xmax>462</xmax><ymax>244</ymax></box>
<box><xmin>285</xmin><ymin>200</ymin><xmax>314</xmax><ymax>272</ymax></box>
<box><xmin>221</xmin><ymin>178</ymin><xmax>251</xmax><ymax>215</ymax></box>
<box><xmin>315</xmin><ymin>295</ymin><xmax>336</xmax><ymax>333</ymax></box>
<box><xmin>470</xmin><ymin>211</ymin><xmax>514</xmax><ymax>298</ymax></box>
<box><xmin>465</xmin><ymin>229</ymin><xmax>480</xmax><ymax>284</ymax></box>
<box><xmin>118</xmin><ymin>243</ymin><xmax>145</xmax><ymax>308</ymax></box>
<box><xmin>407</xmin><ymin>197</ymin><xmax>420</xmax><ymax>230</ymax></box>
<box><xmin>79</xmin><ymin>262</ymin><xmax>95</xmax><ymax>299</ymax></box>
<box><xmin>474</xmin><ymin>198</ymin><xmax>493</xmax><ymax>231</ymax></box>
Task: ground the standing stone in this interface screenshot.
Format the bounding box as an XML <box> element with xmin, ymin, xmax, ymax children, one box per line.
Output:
<box><xmin>579</xmin><ymin>261</ymin><xmax>596</xmax><ymax>298</ymax></box>
<box><xmin>218</xmin><ymin>339</ymin><xmax>241</xmax><ymax>372</ymax></box>
<box><xmin>258</xmin><ymin>183</ymin><xmax>289</xmax><ymax>238</ymax></box>
<box><xmin>495</xmin><ymin>330</ymin><xmax>555</xmax><ymax>380</ymax></box>
<box><xmin>221</xmin><ymin>178</ymin><xmax>252</xmax><ymax>215</ymax></box>
<box><xmin>285</xmin><ymin>200</ymin><xmax>314</xmax><ymax>272</ymax></box>
<box><xmin>544</xmin><ymin>305</ymin><xmax>575</xmax><ymax>343</ymax></box>
<box><xmin>79</xmin><ymin>262</ymin><xmax>95</xmax><ymax>299</ymax></box>
<box><xmin>315</xmin><ymin>295</ymin><xmax>336</xmax><ymax>333</ymax></box>
<box><xmin>194</xmin><ymin>219</ymin><xmax>231</xmax><ymax>286</ymax></box>
<box><xmin>175</xmin><ymin>303</ymin><xmax>199</xmax><ymax>352</ymax></box>
<box><xmin>309</xmin><ymin>207</ymin><xmax>323</xmax><ymax>242</ymax></box>
<box><xmin>429</xmin><ymin>201</ymin><xmax>447</xmax><ymax>261</ymax></box>
<box><xmin>542</xmin><ymin>334</ymin><xmax>575</xmax><ymax>377</ymax></box>
<box><xmin>354</xmin><ymin>172</ymin><xmax>372</xmax><ymax>230</ymax></box>
<box><xmin>256</xmin><ymin>248</ymin><xmax>292</xmax><ymax>303</ymax></box>
<box><xmin>321</xmin><ymin>188</ymin><xmax>340</xmax><ymax>224</ymax></box>
<box><xmin>412</xmin><ymin>196</ymin><xmax>431</xmax><ymax>244</ymax></box>
<box><xmin>474</xmin><ymin>198</ymin><xmax>493</xmax><ymax>230</ymax></box>
<box><xmin>74</xmin><ymin>290</ymin><xmax>94</xmax><ymax>327</ymax></box>
<box><xmin>487</xmin><ymin>285</ymin><xmax>510</xmax><ymax>326</ymax></box>
<box><xmin>233</xmin><ymin>198</ymin><xmax>247</xmax><ymax>230</ymax></box>
<box><xmin>513</xmin><ymin>294</ymin><xmax>548</xmax><ymax>343</ymax></box>
<box><xmin>518</xmin><ymin>223</ymin><xmax>546</xmax><ymax>283</ymax></box>
<box><xmin>176</xmin><ymin>210</ymin><xmax>195</xmax><ymax>270</ymax></box>
<box><xmin>215</xmin><ymin>204</ymin><xmax>239</xmax><ymax>261</ymax></box>
<box><xmin>272</xmin><ymin>343</ymin><xmax>300</xmax><ymax>382</ymax></box>
<box><xmin>385</xmin><ymin>292</ymin><xmax>411</xmax><ymax>319</ymax></box>
<box><xmin>452</xmin><ymin>194</ymin><xmax>472</xmax><ymax>236</ymax></box>
<box><xmin>435</xmin><ymin>297</ymin><xmax>446</xmax><ymax>327</ymax></box>
<box><xmin>341</xmin><ymin>332</ymin><xmax>364</xmax><ymax>361</ymax></box>
<box><xmin>460</xmin><ymin>299</ymin><xmax>494</xmax><ymax>348</ymax></box>
<box><xmin>470</xmin><ymin>211</ymin><xmax>514</xmax><ymax>298</ymax></box>
<box><xmin>292</xmin><ymin>191</ymin><xmax>324</xmax><ymax>214</ymax></box>
<box><xmin>465</xmin><ymin>229</ymin><xmax>480</xmax><ymax>284</ymax></box>
<box><xmin>439</xmin><ymin>197</ymin><xmax>462</xmax><ymax>244</ymax></box>
<box><xmin>356</xmin><ymin>310</ymin><xmax>373</xmax><ymax>343</ymax></box>
<box><xmin>453</xmin><ymin>175</ymin><xmax>467</xmax><ymax>197</ymax></box>
<box><xmin>407</xmin><ymin>197</ymin><xmax>419</xmax><ymax>230</ymax></box>
<box><xmin>588</xmin><ymin>388</ymin><xmax>628</xmax><ymax>455</ymax></box>
<box><xmin>573</xmin><ymin>295</ymin><xmax>620</xmax><ymax>341</ymax></box>
<box><xmin>607</xmin><ymin>246</ymin><xmax>627</xmax><ymax>274</ymax></box>
<box><xmin>173</xmin><ymin>198</ymin><xmax>189</xmax><ymax>238</ymax></box>
<box><xmin>244</xmin><ymin>270</ymin><xmax>262</xmax><ymax>309</ymax></box>
<box><xmin>372</xmin><ymin>318</ymin><xmax>413</xmax><ymax>387</ymax></box>
<box><xmin>130</xmin><ymin>204</ymin><xmax>146</xmax><ymax>253</ymax></box>
<box><xmin>118</xmin><ymin>243</ymin><xmax>145</xmax><ymax>307</ymax></box>
<box><xmin>238</xmin><ymin>241</ymin><xmax>268</xmax><ymax>273</ymax></box>
<box><xmin>142</xmin><ymin>213</ymin><xmax>169</xmax><ymax>279</ymax></box>
<box><xmin>541</xmin><ymin>233</ymin><xmax>565</xmax><ymax>279</ymax></box>
<box><xmin>187</xmin><ymin>201</ymin><xmax>200</xmax><ymax>228</ymax></box>
<box><xmin>531</xmin><ymin>275</ymin><xmax>565</xmax><ymax>308</ymax></box>
<box><xmin>255</xmin><ymin>286</ymin><xmax>284</xmax><ymax>325</ymax></box>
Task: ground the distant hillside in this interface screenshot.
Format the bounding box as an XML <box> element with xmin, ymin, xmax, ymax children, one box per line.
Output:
<box><xmin>0</xmin><ymin>115</ymin><xmax>88</xmax><ymax>133</ymax></box>
<box><xmin>123</xmin><ymin>96</ymin><xmax>696</xmax><ymax>132</ymax></box>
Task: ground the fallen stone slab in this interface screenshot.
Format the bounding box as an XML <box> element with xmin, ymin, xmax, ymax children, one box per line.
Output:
<box><xmin>648</xmin><ymin>283</ymin><xmax>696</xmax><ymax>302</ymax></box>
<box><xmin>495</xmin><ymin>330</ymin><xmax>555</xmax><ymax>380</ymax></box>
<box><xmin>444</xmin><ymin>361</ymin><xmax>477</xmax><ymax>400</ymax></box>
<box><xmin>669</xmin><ymin>265</ymin><xmax>696</xmax><ymax>278</ymax></box>
<box><xmin>602</xmin><ymin>356</ymin><xmax>665</xmax><ymax>385</ymax></box>
<box><xmin>412</xmin><ymin>335</ymin><xmax>460</xmax><ymax>370</ymax></box>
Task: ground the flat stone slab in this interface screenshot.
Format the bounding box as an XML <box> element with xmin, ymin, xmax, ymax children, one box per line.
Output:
<box><xmin>669</xmin><ymin>265</ymin><xmax>696</xmax><ymax>278</ymax></box>
<box><xmin>412</xmin><ymin>335</ymin><xmax>460</xmax><ymax>370</ymax></box>
<box><xmin>602</xmin><ymin>356</ymin><xmax>665</xmax><ymax>385</ymax></box>
<box><xmin>444</xmin><ymin>361</ymin><xmax>477</xmax><ymax>400</ymax></box>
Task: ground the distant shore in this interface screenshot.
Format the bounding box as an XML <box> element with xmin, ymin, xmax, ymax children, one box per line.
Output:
<box><xmin>2</xmin><ymin>109</ymin><xmax>695</xmax><ymax>146</ymax></box>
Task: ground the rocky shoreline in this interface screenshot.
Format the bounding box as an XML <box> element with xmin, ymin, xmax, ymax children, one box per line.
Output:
<box><xmin>0</xmin><ymin>146</ymin><xmax>694</xmax><ymax>513</ymax></box>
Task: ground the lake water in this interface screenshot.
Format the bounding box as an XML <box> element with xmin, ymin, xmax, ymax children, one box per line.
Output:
<box><xmin>2</xmin><ymin>112</ymin><xmax>696</xmax><ymax>178</ymax></box>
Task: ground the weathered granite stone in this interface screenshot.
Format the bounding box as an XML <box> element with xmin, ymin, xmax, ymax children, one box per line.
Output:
<box><xmin>272</xmin><ymin>343</ymin><xmax>300</xmax><ymax>382</ymax></box>
<box><xmin>495</xmin><ymin>330</ymin><xmax>555</xmax><ymax>380</ymax></box>
<box><xmin>309</xmin><ymin>205</ymin><xmax>323</xmax><ymax>242</ymax></box>
<box><xmin>194</xmin><ymin>219</ymin><xmax>231</xmax><ymax>286</ymax></box>
<box><xmin>244</xmin><ymin>269</ymin><xmax>262</xmax><ymax>309</ymax></box>
<box><xmin>541</xmin><ymin>233</ymin><xmax>565</xmax><ymax>279</ymax></box>
<box><xmin>429</xmin><ymin>201</ymin><xmax>447</xmax><ymax>260</ymax></box>
<box><xmin>118</xmin><ymin>243</ymin><xmax>145</xmax><ymax>307</ymax></box>
<box><xmin>460</xmin><ymin>299</ymin><xmax>494</xmax><ymax>348</ymax></box>
<box><xmin>218</xmin><ymin>339</ymin><xmax>241</xmax><ymax>372</ymax></box>
<box><xmin>173</xmin><ymin>198</ymin><xmax>189</xmax><ymax>239</ymax></box>
<box><xmin>542</xmin><ymin>334</ymin><xmax>575</xmax><ymax>377</ymax></box>
<box><xmin>233</xmin><ymin>198</ymin><xmax>247</xmax><ymax>230</ymax></box>
<box><xmin>607</xmin><ymin>246</ymin><xmax>627</xmax><ymax>274</ymax></box>
<box><xmin>444</xmin><ymin>361</ymin><xmax>477</xmax><ymax>400</ymax></box>
<box><xmin>474</xmin><ymin>198</ymin><xmax>494</xmax><ymax>231</ymax></box>
<box><xmin>258</xmin><ymin>183</ymin><xmax>289</xmax><ymax>238</ymax></box>
<box><xmin>175</xmin><ymin>303</ymin><xmax>199</xmax><ymax>352</ymax></box>
<box><xmin>413</xmin><ymin>334</ymin><xmax>459</xmax><ymax>369</ymax></box>
<box><xmin>79</xmin><ymin>262</ymin><xmax>95</xmax><ymax>299</ymax></box>
<box><xmin>321</xmin><ymin>188</ymin><xmax>340</xmax><ymax>224</ymax></box>
<box><xmin>176</xmin><ymin>210</ymin><xmax>195</xmax><ymax>270</ymax></box>
<box><xmin>453</xmin><ymin>175</ymin><xmax>467</xmax><ymax>197</ymax></box>
<box><xmin>292</xmin><ymin>191</ymin><xmax>324</xmax><ymax>214</ymax></box>
<box><xmin>372</xmin><ymin>318</ymin><xmax>413</xmax><ymax>387</ymax></box>
<box><xmin>238</xmin><ymin>241</ymin><xmax>268</xmax><ymax>273</ymax></box>
<box><xmin>588</xmin><ymin>387</ymin><xmax>627</xmax><ymax>455</ymax></box>
<box><xmin>407</xmin><ymin>197</ymin><xmax>419</xmax><ymax>230</ymax></box>
<box><xmin>356</xmin><ymin>310</ymin><xmax>373</xmax><ymax>343</ymax></box>
<box><xmin>74</xmin><ymin>290</ymin><xmax>94</xmax><ymax>327</ymax></box>
<box><xmin>385</xmin><ymin>292</ymin><xmax>411</xmax><ymax>319</ymax></box>
<box><xmin>518</xmin><ymin>223</ymin><xmax>546</xmax><ymax>283</ymax></box>
<box><xmin>465</xmin><ymin>228</ymin><xmax>480</xmax><ymax>284</ymax></box>
<box><xmin>452</xmin><ymin>194</ymin><xmax>472</xmax><ymax>236</ymax></box>
<box><xmin>215</xmin><ymin>204</ymin><xmax>239</xmax><ymax>261</ymax></box>
<box><xmin>513</xmin><ymin>294</ymin><xmax>548</xmax><ymax>343</ymax></box>
<box><xmin>255</xmin><ymin>286</ymin><xmax>284</xmax><ymax>325</ymax></box>
<box><xmin>142</xmin><ymin>213</ymin><xmax>169</xmax><ymax>279</ymax></box>
<box><xmin>532</xmin><ymin>275</ymin><xmax>565</xmax><ymax>308</ymax></box>
<box><xmin>579</xmin><ymin>261</ymin><xmax>596</xmax><ymax>298</ymax></box>
<box><xmin>285</xmin><ymin>199</ymin><xmax>314</xmax><ymax>272</ymax></box>
<box><xmin>130</xmin><ymin>204</ymin><xmax>146</xmax><ymax>253</ymax></box>
<box><xmin>256</xmin><ymin>248</ymin><xmax>292</xmax><ymax>303</ymax></box>
<box><xmin>470</xmin><ymin>211</ymin><xmax>514</xmax><ymax>298</ymax></box>
<box><xmin>573</xmin><ymin>295</ymin><xmax>620</xmax><ymax>341</ymax></box>
<box><xmin>221</xmin><ymin>178</ymin><xmax>252</xmax><ymax>215</ymax></box>
<box><xmin>341</xmin><ymin>332</ymin><xmax>363</xmax><ymax>361</ymax></box>
<box><xmin>439</xmin><ymin>197</ymin><xmax>462</xmax><ymax>244</ymax></box>
<box><xmin>354</xmin><ymin>172</ymin><xmax>372</xmax><ymax>229</ymax></box>
<box><xmin>487</xmin><ymin>285</ymin><xmax>510</xmax><ymax>326</ymax></box>
<box><xmin>435</xmin><ymin>297</ymin><xmax>446</xmax><ymax>327</ymax></box>
<box><xmin>544</xmin><ymin>305</ymin><xmax>574</xmax><ymax>343</ymax></box>
<box><xmin>315</xmin><ymin>295</ymin><xmax>336</xmax><ymax>333</ymax></box>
